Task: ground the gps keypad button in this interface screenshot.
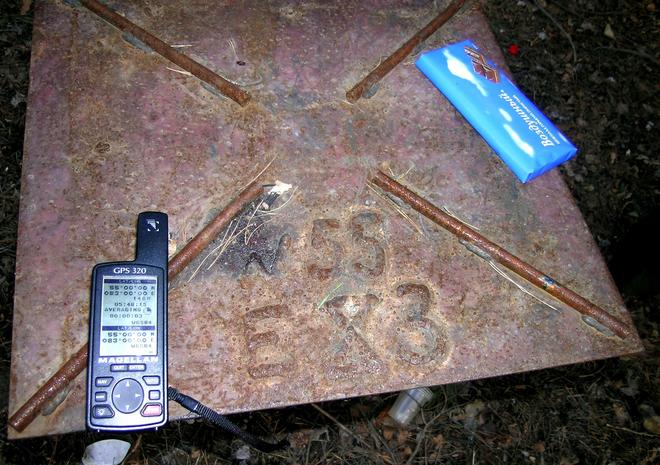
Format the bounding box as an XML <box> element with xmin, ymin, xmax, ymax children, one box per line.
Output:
<box><xmin>95</xmin><ymin>377</ymin><xmax>113</xmax><ymax>387</ymax></box>
<box><xmin>143</xmin><ymin>375</ymin><xmax>160</xmax><ymax>386</ymax></box>
<box><xmin>112</xmin><ymin>378</ymin><xmax>144</xmax><ymax>414</ymax></box>
<box><xmin>141</xmin><ymin>403</ymin><xmax>162</xmax><ymax>417</ymax></box>
<box><xmin>93</xmin><ymin>405</ymin><xmax>114</xmax><ymax>419</ymax></box>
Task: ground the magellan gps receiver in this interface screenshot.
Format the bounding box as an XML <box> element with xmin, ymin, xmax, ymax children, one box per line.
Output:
<box><xmin>83</xmin><ymin>208</ymin><xmax>287</xmax><ymax>450</ymax></box>
<box><xmin>86</xmin><ymin>211</ymin><xmax>168</xmax><ymax>432</ymax></box>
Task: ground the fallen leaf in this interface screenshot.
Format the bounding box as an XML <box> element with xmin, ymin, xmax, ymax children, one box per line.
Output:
<box><xmin>499</xmin><ymin>434</ymin><xmax>514</xmax><ymax>448</ymax></box>
<box><xmin>604</xmin><ymin>24</ymin><xmax>615</xmax><ymax>39</ymax></box>
<box><xmin>288</xmin><ymin>427</ymin><xmax>328</xmax><ymax>449</ymax></box>
<box><xmin>612</xmin><ymin>402</ymin><xmax>630</xmax><ymax>425</ymax></box>
<box><xmin>82</xmin><ymin>440</ymin><xmax>131</xmax><ymax>465</ymax></box>
<box><xmin>463</xmin><ymin>400</ymin><xmax>486</xmax><ymax>432</ymax></box>
<box><xmin>640</xmin><ymin>447</ymin><xmax>658</xmax><ymax>465</ymax></box>
<box><xmin>377</xmin><ymin>453</ymin><xmax>393</xmax><ymax>464</ymax></box>
<box><xmin>559</xmin><ymin>455</ymin><xmax>579</xmax><ymax>465</ymax></box>
<box><xmin>619</xmin><ymin>371</ymin><xmax>639</xmax><ymax>396</ymax></box>
<box><xmin>160</xmin><ymin>448</ymin><xmax>189</xmax><ymax>465</ymax></box>
<box><xmin>643</xmin><ymin>416</ymin><xmax>660</xmax><ymax>435</ymax></box>
<box><xmin>396</xmin><ymin>429</ymin><xmax>411</xmax><ymax>446</ymax></box>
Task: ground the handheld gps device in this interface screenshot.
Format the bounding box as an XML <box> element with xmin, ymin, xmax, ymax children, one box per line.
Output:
<box><xmin>86</xmin><ymin>211</ymin><xmax>168</xmax><ymax>432</ymax></box>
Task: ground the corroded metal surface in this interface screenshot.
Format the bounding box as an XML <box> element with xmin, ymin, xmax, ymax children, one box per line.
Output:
<box><xmin>10</xmin><ymin>0</ymin><xmax>642</xmax><ymax>438</ymax></box>
<box><xmin>7</xmin><ymin>183</ymin><xmax>263</xmax><ymax>432</ymax></box>
<box><xmin>371</xmin><ymin>170</ymin><xmax>633</xmax><ymax>339</ymax></box>
<box><xmin>79</xmin><ymin>0</ymin><xmax>251</xmax><ymax>106</ymax></box>
<box><xmin>346</xmin><ymin>0</ymin><xmax>466</xmax><ymax>102</ymax></box>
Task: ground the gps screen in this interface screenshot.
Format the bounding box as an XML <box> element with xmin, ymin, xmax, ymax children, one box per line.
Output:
<box><xmin>99</xmin><ymin>276</ymin><xmax>158</xmax><ymax>356</ymax></box>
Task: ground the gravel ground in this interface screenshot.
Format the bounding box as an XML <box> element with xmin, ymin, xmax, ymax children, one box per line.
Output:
<box><xmin>0</xmin><ymin>1</ymin><xmax>658</xmax><ymax>464</ymax></box>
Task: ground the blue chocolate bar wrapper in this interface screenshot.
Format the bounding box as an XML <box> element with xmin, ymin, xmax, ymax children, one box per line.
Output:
<box><xmin>416</xmin><ymin>40</ymin><xmax>577</xmax><ymax>182</ymax></box>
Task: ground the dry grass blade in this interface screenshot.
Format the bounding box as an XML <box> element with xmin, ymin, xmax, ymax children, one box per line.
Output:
<box><xmin>166</xmin><ymin>66</ymin><xmax>192</xmax><ymax>76</ymax></box>
<box><xmin>206</xmin><ymin>222</ymin><xmax>251</xmax><ymax>270</ymax></box>
<box><xmin>316</xmin><ymin>282</ymin><xmax>343</xmax><ymax>310</ymax></box>
<box><xmin>488</xmin><ymin>261</ymin><xmax>560</xmax><ymax>313</ymax></box>
<box><xmin>242</xmin><ymin>200</ymin><xmax>265</xmax><ymax>244</ymax></box>
<box><xmin>186</xmin><ymin>218</ymin><xmax>240</xmax><ymax>282</ymax></box>
<box><xmin>405</xmin><ymin>407</ymin><xmax>456</xmax><ymax>465</ymax></box>
<box><xmin>311</xmin><ymin>404</ymin><xmax>373</xmax><ymax>450</ymax></box>
<box><xmin>242</xmin><ymin>155</ymin><xmax>278</xmax><ymax>190</ymax></box>
<box><xmin>367</xmin><ymin>182</ymin><xmax>425</xmax><ymax>237</ymax></box>
<box><xmin>387</xmin><ymin>164</ymin><xmax>414</xmax><ymax>181</ymax></box>
<box><xmin>441</xmin><ymin>205</ymin><xmax>480</xmax><ymax>231</ymax></box>
<box><xmin>244</xmin><ymin>218</ymin><xmax>273</xmax><ymax>245</ymax></box>
<box><xmin>529</xmin><ymin>0</ymin><xmax>577</xmax><ymax>63</ymax></box>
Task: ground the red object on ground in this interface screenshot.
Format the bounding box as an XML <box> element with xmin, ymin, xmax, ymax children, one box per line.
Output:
<box><xmin>508</xmin><ymin>43</ymin><xmax>520</xmax><ymax>55</ymax></box>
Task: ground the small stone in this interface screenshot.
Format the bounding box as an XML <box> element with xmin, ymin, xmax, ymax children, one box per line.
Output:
<box><xmin>233</xmin><ymin>445</ymin><xmax>251</xmax><ymax>461</ymax></box>
<box><xmin>10</xmin><ymin>93</ymin><xmax>25</xmax><ymax>107</ymax></box>
<box><xmin>580</xmin><ymin>21</ymin><xmax>595</xmax><ymax>32</ymax></box>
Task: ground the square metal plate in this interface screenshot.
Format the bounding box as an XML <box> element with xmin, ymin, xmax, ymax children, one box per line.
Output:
<box><xmin>9</xmin><ymin>0</ymin><xmax>642</xmax><ymax>438</ymax></box>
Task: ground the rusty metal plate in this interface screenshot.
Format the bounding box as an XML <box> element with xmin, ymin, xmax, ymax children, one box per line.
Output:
<box><xmin>9</xmin><ymin>0</ymin><xmax>642</xmax><ymax>438</ymax></box>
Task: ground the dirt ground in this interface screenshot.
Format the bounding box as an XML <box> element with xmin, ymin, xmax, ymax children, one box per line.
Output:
<box><xmin>0</xmin><ymin>1</ymin><xmax>658</xmax><ymax>464</ymax></box>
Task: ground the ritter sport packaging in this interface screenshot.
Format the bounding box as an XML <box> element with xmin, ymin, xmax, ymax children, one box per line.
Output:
<box><xmin>416</xmin><ymin>40</ymin><xmax>577</xmax><ymax>182</ymax></box>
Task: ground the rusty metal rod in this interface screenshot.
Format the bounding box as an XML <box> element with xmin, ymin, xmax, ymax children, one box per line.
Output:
<box><xmin>346</xmin><ymin>0</ymin><xmax>465</xmax><ymax>103</ymax></box>
<box><xmin>371</xmin><ymin>170</ymin><xmax>633</xmax><ymax>339</ymax></box>
<box><xmin>8</xmin><ymin>182</ymin><xmax>265</xmax><ymax>432</ymax></box>
<box><xmin>77</xmin><ymin>0</ymin><xmax>251</xmax><ymax>106</ymax></box>
<box><xmin>168</xmin><ymin>182</ymin><xmax>264</xmax><ymax>279</ymax></box>
<box><xmin>7</xmin><ymin>344</ymin><xmax>89</xmax><ymax>433</ymax></box>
